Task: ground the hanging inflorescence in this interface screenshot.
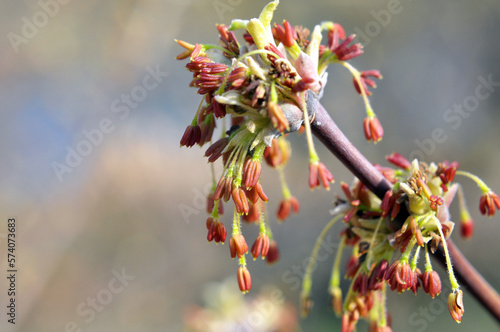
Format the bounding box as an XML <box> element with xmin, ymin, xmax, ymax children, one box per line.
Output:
<box><xmin>177</xmin><ymin>0</ymin><xmax>382</xmax><ymax>295</ymax></box>
<box><xmin>300</xmin><ymin>152</ymin><xmax>499</xmax><ymax>331</ymax></box>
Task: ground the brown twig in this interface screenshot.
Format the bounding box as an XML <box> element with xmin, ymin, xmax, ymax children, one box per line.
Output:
<box><xmin>310</xmin><ymin>100</ymin><xmax>500</xmax><ymax>324</ymax></box>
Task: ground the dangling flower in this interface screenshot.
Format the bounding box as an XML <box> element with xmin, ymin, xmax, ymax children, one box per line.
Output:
<box><xmin>448</xmin><ymin>289</ymin><xmax>464</xmax><ymax>323</ymax></box>
<box><xmin>277</xmin><ymin>196</ymin><xmax>300</xmax><ymax>221</ymax></box>
<box><xmin>229</xmin><ymin>234</ymin><xmax>248</xmax><ymax>259</ymax></box>
<box><xmin>419</xmin><ymin>270</ymin><xmax>441</xmax><ymax>299</ymax></box>
<box><xmin>180</xmin><ymin>124</ymin><xmax>201</xmax><ymax>147</ymax></box>
<box><xmin>251</xmin><ymin>233</ymin><xmax>270</xmax><ymax>259</ymax></box>
<box><xmin>333</xmin><ymin>35</ymin><xmax>363</xmax><ymax>61</ymax></box>
<box><xmin>309</xmin><ymin>161</ymin><xmax>335</xmax><ymax>190</ymax></box>
<box><xmin>266</xmin><ymin>240</ymin><xmax>280</xmax><ymax>264</ymax></box>
<box><xmin>237</xmin><ymin>266</ymin><xmax>252</xmax><ymax>293</ymax></box>
<box><xmin>479</xmin><ymin>191</ymin><xmax>500</xmax><ymax>217</ymax></box>
<box><xmin>206</xmin><ymin>217</ymin><xmax>227</xmax><ymax>244</ymax></box>
<box><xmin>363</xmin><ymin>116</ymin><xmax>384</xmax><ymax>143</ymax></box>
<box><xmin>353</xmin><ymin>70</ymin><xmax>382</xmax><ymax>96</ymax></box>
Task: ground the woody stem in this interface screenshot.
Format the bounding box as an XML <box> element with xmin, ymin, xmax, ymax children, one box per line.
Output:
<box><xmin>310</xmin><ymin>100</ymin><xmax>500</xmax><ymax>324</ymax></box>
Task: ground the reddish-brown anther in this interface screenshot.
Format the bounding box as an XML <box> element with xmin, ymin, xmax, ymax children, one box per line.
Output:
<box><xmin>343</xmin><ymin>200</ymin><xmax>360</xmax><ymax>223</ymax></box>
<box><xmin>437</xmin><ymin>161</ymin><xmax>459</xmax><ymax>191</ymax></box>
<box><xmin>374</xmin><ymin>164</ymin><xmax>397</xmax><ymax>184</ymax></box>
<box><xmin>212</xmin><ymin>98</ymin><xmax>227</xmax><ymax>118</ymax></box>
<box><xmin>266</xmin><ymin>240</ymin><xmax>280</xmax><ymax>264</ymax></box>
<box><xmin>175</xmin><ymin>40</ymin><xmax>202</xmax><ymax>60</ymax></box>
<box><xmin>245</xmin><ymin>182</ymin><xmax>269</xmax><ymax>204</ymax></box>
<box><xmin>229</xmin><ymin>234</ymin><xmax>248</xmax><ymax>259</ymax></box>
<box><xmin>333</xmin><ymin>35</ymin><xmax>363</xmax><ymax>61</ymax></box>
<box><xmin>384</xmin><ymin>260</ymin><xmax>418</xmax><ymax>293</ymax></box>
<box><xmin>386</xmin><ymin>152</ymin><xmax>411</xmax><ymax>170</ymax></box>
<box><xmin>242</xmin><ymin>158</ymin><xmax>262</xmax><ymax>189</ymax></box>
<box><xmin>180</xmin><ymin>124</ymin><xmax>201</xmax><ymax>147</ymax></box>
<box><xmin>479</xmin><ymin>191</ymin><xmax>500</xmax><ymax>217</ymax></box>
<box><xmin>206</xmin><ymin>192</ymin><xmax>224</xmax><ymax>215</ymax></box>
<box><xmin>213</xmin><ymin>176</ymin><xmax>233</xmax><ymax>202</ymax></box>
<box><xmin>409</xmin><ymin>216</ymin><xmax>424</xmax><ymax>247</ymax></box>
<box><xmin>341</xmin><ymin>312</ymin><xmax>356</xmax><ymax>332</ymax></box>
<box><xmin>448</xmin><ymin>290</ymin><xmax>464</xmax><ymax>323</ymax></box>
<box><xmin>346</xmin><ymin>256</ymin><xmax>360</xmax><ymax>278</ymax></box>
<box><xmin>419</xmin><ymin>270</ymin><xmax>441</xmax><ymax>298</ymax></box>
<box><xmin>363</xmin><ymin>117</ymin><xmax>384</xmax><ymax>143</ymax></box>
<box><xmin>205</xmin><ymin>137</ymin><xmax>229</xmax><ymax>163</ymax></box>
<box><xmin>268</xmin><ymin>101</ymin><xmax>290</xmax><ymax>133</ymax></box>
<box><xmin>353</xmin><ymin>273</ymin><xmax>369</xmax><ymax>296</ymax></box>
<box><xmin>227</xmin><ymin>67</ymin><xmax>248</xmax><ymax>89</ymax></box>
<box><xmin>216</xmin><ymin>24</ymin><xmax>239</xmax><ymax>57</ymax></box>
<box><xmin>353</xmin><ymin>70</ymin><xmax>382</xmax><ymax>96</ymax></box>
<box><xmin>264</xmin><ymin>43</ymin><xmax>285</xmax><ymax>62</ymax></box>
<box><xmin>242</xmin><ymin>201</ymin><xmax>260</xmax><ymax>223</ymax></box>
<box><xmin>273</xmin><ymin>20</ymin><xmax>298</xmax><ymax>48</ymax></box>
<box><xmin>410</xmin><ymin>268</ymin><xmax>421</xmax><ymax>294</ymax></box>
<box><xmin>327</xmin><ymin>23</ymin><xmax>346</xmax><ymax>51</ymax></box>
<box><xmin>251</xmin><ymin>233</ymin><xmax>270</xmax><ymax>260</ymax></box>
<box><xmin>380</xmin><ymin>190</ymin><xmax>394</xmax><ymax>218</ymax></box>
<box><xmin>309</xmin><ymin>161</ymin><xmax>335</xmax><ymax>190</ymax></box>
<box><xmin>198</xmin><ymin>114</ymin><xmax>215</xmax><ymax>146</ymax></box>
<box><xmin>368</xmin><ymin>259</ymin><xmax>389</xmax><ymax>291</ymax></box>
<box><xmin>264</xmin><ymin>138</ymin><xmax>290</xmax><ymax>168</ymax></box>
<box><xmin>390</xmin><ymin>201</ymin><xmax>401</xmax><ymax>220</ymax></box>
<box><xmin>394</xmin><ymin>222</ymin><xmax>414</xmax><ymax>253</ymax></box>
<box><xmin>237</xmin><ymin>266</ymin><xmax>252</xmax><ymax>293</ymax></box>
<box><xmin>341</xmin><ymin>182</ymin><xmax>354</xmax><ymax>201</ymax></box>
<box><xmin>206</xmin><ymin>217</ymin><xmax>227</xmax><ymax>244</ymax></box>
<box><xmin>243</xmin><ymin>31</ymin><xmax>254</xmax><ymax>45</ymax></box>
<box><xmin>232</xmin><ymin>187</ymin><xmax>249</xmax><ymax>214</ymax></box>
<box><xmin>277</xmin><ymin>196</ymin><xmax>300</xmax><ymax>222</ymax></box>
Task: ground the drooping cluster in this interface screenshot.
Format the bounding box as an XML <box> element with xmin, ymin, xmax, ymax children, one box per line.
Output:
<box><xmin>300</xmin><ymin>152</ymin><xmax>500</xmax><ymax>331</ymax></box>
<box><xmin>177</xmin><ymin>0</ymin><xmax>384</xmax><ymax>294</ymax></box>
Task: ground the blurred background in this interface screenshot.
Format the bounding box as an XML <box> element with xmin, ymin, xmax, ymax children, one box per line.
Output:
<box><xmin>1</xmin><ymin>0</ymin><xmax>500</xmax><ymax>331</ymax></box>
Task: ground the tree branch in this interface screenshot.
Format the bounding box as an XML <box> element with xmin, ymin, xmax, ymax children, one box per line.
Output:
<box><xmin>310</xmin><ymin>100</ymin><xmax>500</xmax><ymax>324</ymax></box>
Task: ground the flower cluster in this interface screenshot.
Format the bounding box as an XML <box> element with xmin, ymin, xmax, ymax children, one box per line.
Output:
<box><xmin>300</xmin><ymin>152</ymin><xmax>499</xmax><ymax>331</ymax></box>
<box><xmin>177</xmin><ymin>0</ymin><xmax>383</xmax><ymax>293</ymax></box>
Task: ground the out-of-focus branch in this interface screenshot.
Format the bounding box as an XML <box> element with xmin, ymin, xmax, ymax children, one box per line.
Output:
<box><xmin>310</xmin><ymin>100</ymin><xmax>500</xmax><ymax>324</ymax></box>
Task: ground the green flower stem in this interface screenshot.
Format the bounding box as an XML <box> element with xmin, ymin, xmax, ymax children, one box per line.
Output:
<box><xmin>435</xmin><ymin>217</ymin><xmax>459</xmax><ymax>290</ymax></box>
<box><xmin>456</xmin><ymin>184</ymin><xmax>473</xmax><ymax>222</ymax></box>
<box><xmin>278</xmin><ymin>167</ymin><xmax>292</xmax><ymax>200</ymax></box>
<box><xmin>238</xmin><ymin>255</ymin><xmax>247</xmax><ymax>267</ymax></box>
<box><xmin>455</xmin><ymin>170</ymin><xmax>491</xmax><ymax>193</ymax></box>
<box><xmin>231</xmin><ymin>209</ymin><xmax>244</xmax><ymax>240</ymax></box>
<box><xmin>329</xmin><ymin>236</ymin><xmax>346</xmax><ymax>290</ymax></box>
<box><xmin>258</xmin><ymin>201</ymin><xmax>266</xmax><ymax>234</ymax></box>
<box><xmin>301</xmin><ymin>97</ymin><xmax>320</xmax><ymax>163</ymax></box>
<box><xmin>401</xmin><ymin>238</ymin><xmax>416</xmax><ymax>264</ymax></box>
<box><xmin>191</xmin><ymin>97</ymin><xmax>206</xmax><ymax>126</ymax></box>
<box><xmin>301</xmin><ymin>214</ymin><xmax>342</xmax><ymax>300</ymax></box>
<box><xmin>424</xmin><ymin>243</ymin><xmax>433</xmax><ymax>272</ymax></box>
<box><xmin>366</xmin><ymin>217</ymin><xmax>384</xmax><ymax>267</ymax></box>
<box><xmin>264</xmin><ymin>207</ymin><xmax>274</xmax><ymax>241</ymax></box>
<box><xmin>203</xmin><ymin>43</ymin><xmax>237</xmax><ymax>57</ymax></box>
<box><xmin>340</xmin><ymin>61</ymin><xmax>375</xmax><ymax>118</ymax></box>
<box><xmin>210</xmin><ymin>200</ymin><xmax>220</xmax><ymax>219</ymax></box>
<box><xmin>380</xmin><ymin>283</ymin><xmax>388</xmax><ymax>327</ymax></box>
<box><xmin>411</xmin><ymin>246</ymin><xmax>421</xmax><ymax>271</ymax></box>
